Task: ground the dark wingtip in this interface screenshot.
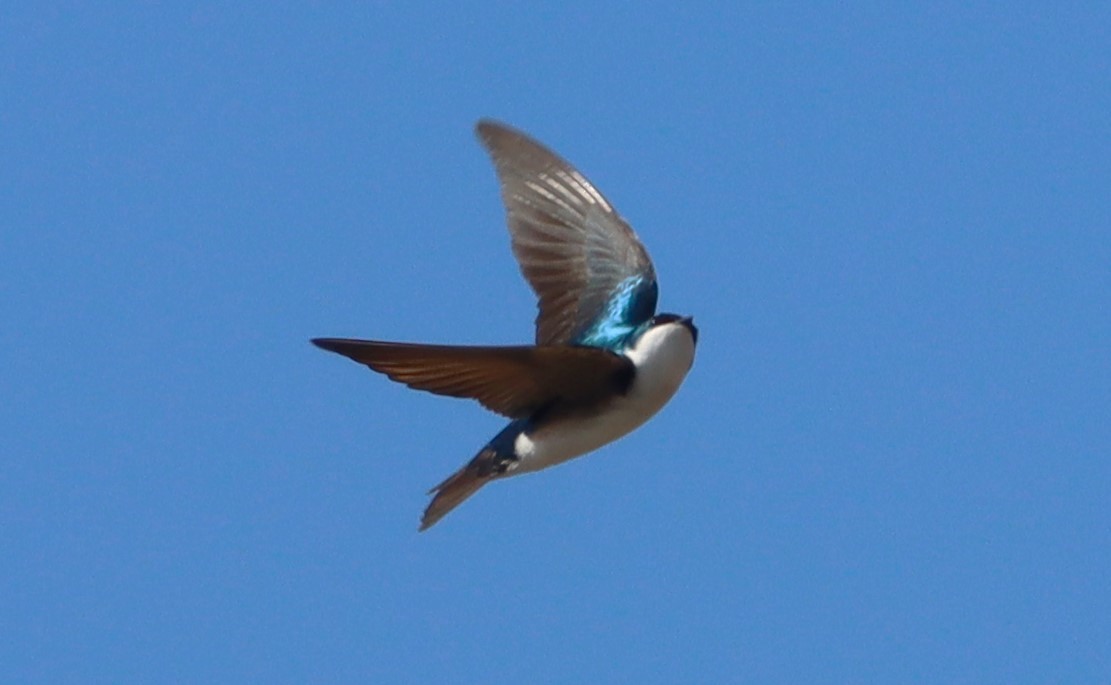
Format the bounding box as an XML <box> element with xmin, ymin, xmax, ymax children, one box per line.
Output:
<box><xmin>475</xmin><ymin>118</ymin><xmax>509</xmax><ymax>140</ymax></box>
<box><xmin>476</xmin><ymin>119</ymin><xmax>538</xmax><ymax>155</ymax></box>
<box><xmin>311</xmin><ymin>337</ymin><xmax>345</xmax><ymax>354</ymax></box>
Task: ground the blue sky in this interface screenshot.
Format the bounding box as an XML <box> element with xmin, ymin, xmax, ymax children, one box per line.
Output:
<box><xmin>3</xmin><ymin>4</ymin><xmax>1109</xmax><ymax>683</ymax></box>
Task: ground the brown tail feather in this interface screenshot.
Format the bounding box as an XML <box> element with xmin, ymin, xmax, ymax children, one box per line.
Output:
<box><xmin>420</xmin><ymin>462</ymin><xmax>490</xmax><ymax>531</ymax></box>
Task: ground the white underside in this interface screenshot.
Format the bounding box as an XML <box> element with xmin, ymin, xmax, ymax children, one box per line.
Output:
<box><xmin>511</xmin><ymin>322</ymin><xmax>696</xmax><ymax>474</ymax></box>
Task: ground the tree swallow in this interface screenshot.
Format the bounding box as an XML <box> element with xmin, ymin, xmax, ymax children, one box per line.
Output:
<box><xmin>313</xmin><ymin>120</ymin><xmax>698</xmax><ymax>530</ymax></box>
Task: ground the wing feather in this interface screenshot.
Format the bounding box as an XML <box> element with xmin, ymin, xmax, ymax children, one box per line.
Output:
<box><xmin>312</xmin><ymin>338</ymin><xmax>632</xmax><ymax>418</ymax></box>
<box><xmin>476</xmin><ymin>120</ymin><xmax>658</xmax><ymax>348</ymax></box>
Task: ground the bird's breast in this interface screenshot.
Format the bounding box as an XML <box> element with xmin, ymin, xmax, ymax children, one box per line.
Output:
<box><xmin>512</xmin><ymin>322</ymin><xmax>696</xmax><ymax>472</ymax></box>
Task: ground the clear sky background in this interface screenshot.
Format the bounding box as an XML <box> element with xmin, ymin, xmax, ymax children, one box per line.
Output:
<box><xmin>3</xmin><ymin>4</ymin><xmax>1109</xmax><ymax>683</ymax></box>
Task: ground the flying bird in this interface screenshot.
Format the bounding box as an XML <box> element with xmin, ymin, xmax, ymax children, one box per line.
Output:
<box><xmin>313</xmin><ymin>120</ymin><xmax>698</xmax><ymax>530</ymax></box>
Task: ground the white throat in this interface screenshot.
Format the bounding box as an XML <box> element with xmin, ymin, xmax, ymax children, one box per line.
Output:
<box><xmin>624</xmin><ymin>321</ymin><xmax>697</xmax><ymax>396</ymax></box>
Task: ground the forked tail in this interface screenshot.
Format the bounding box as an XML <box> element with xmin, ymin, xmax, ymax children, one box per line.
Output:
<box><xmin>420</xmin><ymin>450</ymin><xmax>500</xmax><ymax>531</ymax></box>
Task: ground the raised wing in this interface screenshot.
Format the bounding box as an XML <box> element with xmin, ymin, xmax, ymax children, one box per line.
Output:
<box><xmin>312</xmin><ymin>338</ymin><xmax>633</xmax><ymax>419</ymax></box>
<box><xmin>476</xmin><ymin>120</ymin><xmax>658</xmax><ymax>349</ymax></box>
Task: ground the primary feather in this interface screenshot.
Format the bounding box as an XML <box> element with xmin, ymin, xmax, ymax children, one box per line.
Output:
<box><xmin>311</xmin><ymin>338</ymin><xmax>633</xmax><ymax>419</ymax></box>
<box><xmin>477</xmin><ymin>120</ymin><xmax>659</xmax><ymax>349</ymax></box>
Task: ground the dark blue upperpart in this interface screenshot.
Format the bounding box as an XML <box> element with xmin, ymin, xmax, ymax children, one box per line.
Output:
<box><xmin>488</xmin><ymin>418</ymin><xmax>529</xmax><ymax>455</ymax></box>
<box><xmin>572</xmin><ymin>275</ymin><xmax>658</xmax><ymax>351</ymax></box>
